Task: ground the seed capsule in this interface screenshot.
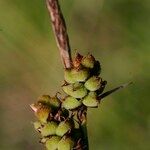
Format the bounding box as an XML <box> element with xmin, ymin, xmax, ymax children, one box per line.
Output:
<box><xmin>72</xmin><ymin>68</ymin><xmax>89</xmax><ymax>82</ymax></box>
<box><xmin>50</xmin><ymin>96</ymin><xmax>61</xmax><ymax>109</ymax></box>
<box><xmin>45</xmin><ymin>136</ymin><xmax>61</xmax><ymax>150</ymax></box>
<box><xmin>30</xmin><ymin>103</ymin><xmax>51</xmax><ymax>123</ymax></box>
<box><xmin>38</xmin><ymin>95</ymin><xmax>51</xmax><ymax>104</ymax></box>
<box><xmin>56</xmin><ymin>121</ymin><xmax>72</xmax><ymax>137</ymax></box>
<box><xmin>38</xmin><ymin>95</ymin><xmax>61</xmax><ymax>110</ymax></box>
<box><xmin>84</xmin><ymin>76</ymin><xmax>102</xmax><ymax>91</ymax></box>
<box><xmin>62</xmin><ymin>83</ymin><xmax>88</xmax><ymax>98</ymax></box>
<box><xmin>64</xmin><ymin>69</ymin><xmax>76</xmax><ymax>84</ymax></box>
<box><xmin>40</xmin><ymin>122</ymin><xmax>58</xmax><ymax>137</ymax></box>
<box><xmin>65</xmin><ymin>66</ymin><xmax>89</xmax><ymax>83</ymax></box>
<box><xmin>81</xmin><ymin>54</ymin><xmax>95</xmax><ymax>69</ymax></box>
<box><xmin>82</xmin><ymin>92</ymin><xmax>99</xmax><ymax>107</ymax></box>
<box><xmin>36</xmin><ymin>107</ymin><xmax>51</xmax><ymax>123</ymax></box>
<box><xmin>58</xmin><ymin>138</ymin><xmax>74</xmax><ymax>150</ymax></box>
<box><xmin>62</xmin><ymin>96</ymin><xmax>82</xmax><ymax>110</ymax></box>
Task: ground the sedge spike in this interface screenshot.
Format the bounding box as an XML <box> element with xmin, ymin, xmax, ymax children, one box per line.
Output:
<box><xmin>30</xmin><ymin>0</ymin><xmax>132</xmax><ymax>149</ymax></box>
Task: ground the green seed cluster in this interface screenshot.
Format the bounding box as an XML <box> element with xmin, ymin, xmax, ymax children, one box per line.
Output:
<box><xmin>31</xmin><ymin>95</ymin><xmax>76</xmax><ymax>150</ymax></box>
<box><xmin>62</xmin><ymin>53</ymin><xmax>107</xmax><ymax>109</ymax></box>
<box><xmin>31</xmin><ymin>53</ymin><xmax>107</xmax><ymax>150</ymax></box>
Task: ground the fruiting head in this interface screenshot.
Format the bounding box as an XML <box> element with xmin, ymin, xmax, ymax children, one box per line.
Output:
<box><xmin>82</xmin><ymin>92</ymin><xmax>99</xmax><ymax>107</ymax></box>
<box><xmin>40</xmin><ymin>122</ymin><xmax>58</xmax><ymax>137</ymax></box>
<box><xmin>72</xmin><ymin>67</ymin><xmax>89</xmax><ymax>82</ymax></box>
<box><xmin>62</xmin><ymin>96</ymin><xmax>82</xmax><ymax>110</ymax></box>
<box><xmin>84</xmin><ymin>76</ymin><xmax>102</xmax><ymax>91</ymax></box>
<box><xmin>62</xmin><ymin>83</ymin><xmax>88</xmax><ymax>98</ymax></box>
<box><xmin>56</xmin><ymin>121</ymin><xmax>72</xmax><ymax>137</ymax></box>
<box><xmin>81</xmin><ymin>54</ymin><xmax>95</xmax><ymax>69</ymax></box>
<box><xmin>50</xmin><ymin>96</ymin><xmax>61</xmax><ymax>109</ymax></box>
<box><xmin>58</xmin><ymin>138</ymin><xmax>74</xmax><ymax>150</ymax></box>
<box><xmin>46</xmin><ymin>136</ymin><xmax>61</xmax><ymax>150</ymax></box>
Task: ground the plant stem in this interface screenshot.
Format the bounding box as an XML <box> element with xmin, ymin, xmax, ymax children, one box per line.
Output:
<box><xmin>81</xmin><ymin>117</ymin><xmax>89</xmax><ymax>150</ymax></box>
<box><xmin>78</xmin><ymin>106</ymin><xmax>89</xmax><ymax>150</ymax></box>
<box><xmin>46</xmin><ymin>0</ymin><xmax>72</xmax><ymax>69</ymax></box>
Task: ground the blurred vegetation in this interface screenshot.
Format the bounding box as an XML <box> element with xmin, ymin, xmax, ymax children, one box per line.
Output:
<box><xmin>0</xmin><ymin>0</ymin><xmax>150</xmax><ymax>150</ymax></box>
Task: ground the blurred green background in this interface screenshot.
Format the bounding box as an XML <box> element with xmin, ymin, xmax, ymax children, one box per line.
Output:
<box><xmin>0</xmin><ymin>0</ymin><xmax>150</xmax><ymax>150</ymax></box>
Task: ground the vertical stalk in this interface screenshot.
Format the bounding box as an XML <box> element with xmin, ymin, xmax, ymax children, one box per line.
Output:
<box><xmin>81</xmin><ymin>117</ymin><xmax>89</xmax><ymax>150</ymax></box>
<box><xmin>46</xmin><ymin>0</ymin><xmax>72</xmax><ymax>68</ymax></box>
<box><xmin>78</xmin><ymin>106</ymin><xmax>89</xmax><ymax>150</ymax></box>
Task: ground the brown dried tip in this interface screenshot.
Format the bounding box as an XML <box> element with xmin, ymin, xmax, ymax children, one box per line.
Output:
<box><xmin>30</xmin><ymin>104</ymin><xmax>38</xmax><ymax>113</ymax></box>
<box><xmin>73</xmin><ymin>53</ymin><xmax>83</xmax><ymax>68</ymax></box>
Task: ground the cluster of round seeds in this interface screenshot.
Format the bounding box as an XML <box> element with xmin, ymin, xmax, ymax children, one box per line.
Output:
<box><xmin>31</xmin><ymin>95</ymin><xmax>77</xmax><ymax>150</ymax></box>
<box><xmin>31</xmin><ymin>53</ymin><xmax>107</xmax><ymax>150</ymax></box>
<box><xmin>62</xmin><ymin>53</ymin><xmax>107</xmax><ymax>109</ymax></box>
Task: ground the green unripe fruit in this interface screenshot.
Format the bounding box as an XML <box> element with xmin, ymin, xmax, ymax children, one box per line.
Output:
<box><xmin>33</xmin><ymin>121</ymin><xmax>42</xmax><ymax>131</ymax></box>
<box><xmin>64</xmin><ymin>67</ymin><xmax>89</xmax><ymax>83</ymax></box>
<box><xmin>36</xmin><ymin>106</ymin><xmax>51</xmax><ymax>123</ymax></box>
<box><xmin>38</xmin><ymin>95</ymin><xmax>61</xmax><ymax>109</ymax></box>
<box><xmin>64</xmin><ymin>69</ymin><xmax>76</xmax><ymax>84</ymax></box>
<box><xmin>40</xmin><ymin>122</ymin><xmax>58</xmax><ymax>137</ymax></box>
<box><xmin>81</xmin><ymin>54</ymin><xmax>95</xmax><ymax>69</ymax></box>
<box><xmin>62</xmin><ymin>83</ymin><xmax>88</xmax><ymax>98</ymax></box>
<box><xmin>82</xmin><ymin>92</ymin><xmax>99</xmax><ymax>107</ymax></box>
<box><xmin>38</xmin><ymin>95</ymin><xmax>51</xmax><ymax>104</ymax></box>
<box><xmin>84</xmin><ymin>76</ymin><xmax>102</xmax><ymax>91</ymax></box>
<box><xmin>56</xmin><ymin>121</ymin><xmax>72</xmax><ymax>137</ymax></box>
<box><xmin>30</xmin><ymin>102</ymin><xmax>52</xmax><ymax>123</ymax></box>
<box><xmin>72</xmin><ymin>68</ymin><xmax>89</xmax><ymax>82</ymax></box>
<box><xmin>58</xmin><ymin>138</ymin><xmax>74</xmax><ymax>150</ymax></box>
<box><xmin>45</xmin><ymin>136</ymin><xmax>61</xmax><ymax>150</ymax></box>
<box><xmin>62</xmin><ymin>96</ymin><xmax>82</xmax><ymax>110</ymax></box>
<box><xmin>50</xmin><ymin>96</ymin><xmax>61</xmax><ymax>109</ymax></box>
